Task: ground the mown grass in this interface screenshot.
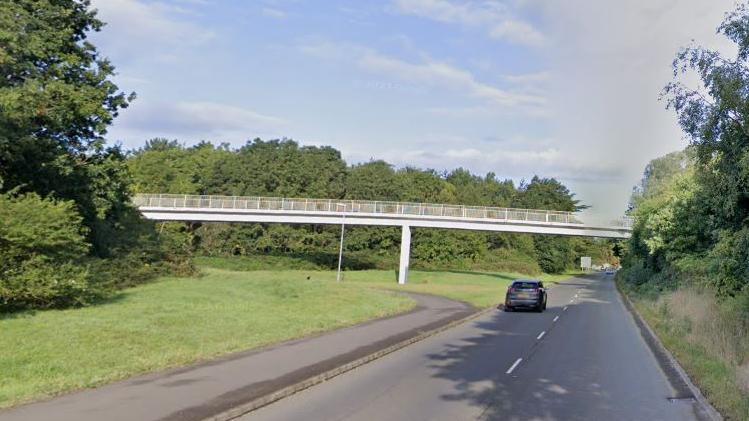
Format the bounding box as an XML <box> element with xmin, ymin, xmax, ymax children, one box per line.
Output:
<box><xmin>620</xmin><ymin>282</ymin><xmax>749</xmax><ymax>420</ymax></box>
<box><xmin>0</xmin><ymin>268</ymin><xmax>414</xmax><ymax>409</ymax></box>
<box><xmin>342</xmin><ymin>270</ymin><xmax>579</xmax><ymax>308</ymax></box>
<box><xmin>197</xmin><ymin>256</ymin><xmax>582</xmax><ymax>308</ymax></box>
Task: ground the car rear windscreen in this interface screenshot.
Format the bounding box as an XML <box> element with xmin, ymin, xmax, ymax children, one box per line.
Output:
<box><xmin>513</xmin><ymin>282</ymin><xmax>539</xmax><ymax>289</ymax></box>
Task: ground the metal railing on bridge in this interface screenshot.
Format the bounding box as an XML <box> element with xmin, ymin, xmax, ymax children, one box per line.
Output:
<box><xmin>134</xmin><ymin>194</ymin><xmax>634</xmax><ymax>229</ymax></box>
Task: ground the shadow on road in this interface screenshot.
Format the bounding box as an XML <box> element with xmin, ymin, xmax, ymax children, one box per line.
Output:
<box><xmin>421</xmin><ymin>282</ymin><xmax>688</xmax><ymax>421</ymax></box>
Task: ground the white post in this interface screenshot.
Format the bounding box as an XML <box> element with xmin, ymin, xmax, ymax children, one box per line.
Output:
<box><xmin>398</xmin><ymin>225</ymin><xmax>411</xmax><ymax>285</ymax></box>
<box><xmin>336</xmin><ymin>204</ymin><xmax>346</xmax><ymax>282</ymax></box>
<box><xmin>336</xmin><ymin>218</ymin><xmax>345</xmax><ymax>282</ymax></box>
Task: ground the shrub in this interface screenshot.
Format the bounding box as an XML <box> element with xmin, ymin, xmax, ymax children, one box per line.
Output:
<box><xmin>533</xmin><ymin>236</ymin><xmax>573</xmax><ymax>274</ymax></box>
<box><xmin>0</xmin><ymin>193</ymin><xmax>100</xmax><ymax>311</ymax></box>
<box><xmin>708</xmin><ymin>228</ymin><xmax>749</xmax><ymax>297</ymax></box>
<box><xmin>0</xmin><ymin>257</ymin><xmax>97</xmax><ymax>310</ymax></box>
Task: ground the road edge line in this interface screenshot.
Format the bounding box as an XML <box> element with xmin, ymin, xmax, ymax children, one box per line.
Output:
<box><xmin>204</xmin><ymin>306</ymin><xmax>494</xmax><ymax>421</ymax></box>
<box><xmin>615</xmin><ymin>280</ymin><xmax>723</xmax><ymax>421</ymax></box>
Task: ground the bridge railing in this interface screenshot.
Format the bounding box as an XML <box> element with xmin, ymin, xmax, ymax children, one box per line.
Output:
<box><xmin>134</xmin><ymin>194</ymin><xmax>634</xmax><ymax>229</ymax></box>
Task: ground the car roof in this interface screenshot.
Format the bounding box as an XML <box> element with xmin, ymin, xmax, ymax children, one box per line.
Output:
<box><xmin>512</xmin><ymin>279</ymin><xmax>540</xmax><ymax>284</ymax></box>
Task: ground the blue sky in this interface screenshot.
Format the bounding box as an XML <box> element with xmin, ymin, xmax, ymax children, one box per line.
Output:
<box><xmin>92</xmin><ymin>0</ymin><xmax>736</xmax><ymax>217</ymax></box>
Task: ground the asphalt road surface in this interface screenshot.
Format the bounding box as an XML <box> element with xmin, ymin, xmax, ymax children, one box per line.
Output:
<box><xmin>247</xmin><ymin>275</ymin><xmax>702</xmax><ymax>421</ymax></box>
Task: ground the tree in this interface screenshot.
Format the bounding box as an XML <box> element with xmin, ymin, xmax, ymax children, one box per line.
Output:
<box><xmin>345</xmin><ymin>160</ymin><xmax>400</xmax><ymax>200</ymax></box>
<box><xmin>0</xmin><ymin>2</ymin><xmax>190</xmax><ymax>310</ymax></box>
<box><xmin>447</xmin><ymin>168</ymin><xmax>515</xmax><ymax>206</ymax></box>
<box><xmin>513</xmin><ymin>176</ymin><xmax>586</xmax><ymax>211</ymax></box>
<box><xmin>661</xmin><ymin>3</ymin><xmax>749</xmax><ymax>294</ymax></box>
<box><xmin>0</xmin><ymin>0</ymin><xmax>132</xmax><ymax>191</ymax></box>
<box><xmin>206</xmin><ymin>138</ymin><xmax>346</xmax><ymax>197</ymax></box>
<box><xmin>0</xmin><ymin>0</ymin><xmax>136</xmax><ymax>254</ymax></box>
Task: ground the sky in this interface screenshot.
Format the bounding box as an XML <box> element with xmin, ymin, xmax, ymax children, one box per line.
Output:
<box><xmin>91</xmin><ymin>0</ymin><xmax>738</xmax><ymax>218</ymax></box>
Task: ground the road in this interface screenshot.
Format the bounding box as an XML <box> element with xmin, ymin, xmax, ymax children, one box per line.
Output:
<box><xmin>247</xmin><ymin>275</ymin><xmax>702</xmax><ymax>421</ymax></box>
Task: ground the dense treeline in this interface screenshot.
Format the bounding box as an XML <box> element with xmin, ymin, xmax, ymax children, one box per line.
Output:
<box><xmin>621</xmin><ymin>4</ymin><xmax>749</xmax><ymax>298</ymax></box>
<box><xmin>128</xmin><ymin>138</ymin><xmax>615</xmax><ymax>275</ymax></box>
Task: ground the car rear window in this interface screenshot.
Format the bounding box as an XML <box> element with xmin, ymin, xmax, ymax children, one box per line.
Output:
<box><xmin>512</xmin><ymin>281</ymin><xmax>539</xmax><ymax>289</ymax></box>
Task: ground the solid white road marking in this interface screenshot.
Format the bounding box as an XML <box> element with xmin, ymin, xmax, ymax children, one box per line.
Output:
<box><xmin>506</xmin><ymin>358</ymin><xmax>523</xmax><ymax>374</ymax></box>
<box><xmin>537</xmin><ymin>331</ymin><xmax>546</xmax><ymax>340</ymax></box>
<box><xmin>553</xmin><ymin>315</ymin><xmax>559</xmax><ymax>322</ymax></box>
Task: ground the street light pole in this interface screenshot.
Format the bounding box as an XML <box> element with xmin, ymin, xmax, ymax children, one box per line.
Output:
<box><xmin>336</xmin><ymin>203</ymin><xmax>346</xmax><ymax>282</ymax></box>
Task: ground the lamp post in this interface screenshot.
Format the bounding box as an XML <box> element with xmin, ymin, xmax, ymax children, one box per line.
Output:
<box><xmin>336</xmin><ymin>203</ymin><xmax>346</xmax><ymax>282</ymax></box>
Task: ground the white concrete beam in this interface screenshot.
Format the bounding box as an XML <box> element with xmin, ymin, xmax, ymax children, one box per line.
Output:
<box><xmin>139</xmin><ymin>209</ymin><xmax>631</xmax><ymax>239</ymax></box>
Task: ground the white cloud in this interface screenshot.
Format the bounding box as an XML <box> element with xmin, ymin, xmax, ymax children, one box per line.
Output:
<box><xmin>358</xmin><ymin>51</ymin><xmax>546</xmax><ymax>109</ymax></box>
<box><xmin>298</xmin><ymin>40</ymin><xmax>547</xmax><ymax>113</ymax></box>
<box><xmin>502</xmin><ymin>71</ymin><xmax>550</xmax><ymax>84</ymax></box>
<box><xmin>262</xmin><ymin>7</ymin><xmax>287</xmax><ymax>19</ymax></box>
<box><xmin>109</xmin><ymin>100</ymin><xmax>287</xmax><ymax>146</ymax></box>
<box><xmin>392</xmin><ymin>0</ymin><xmax>544</xmax><ymax>46</ymax></box>
<box><xmin>91</xmin><ymin>0</ymin><xmax>214</xmax><ymax>60</ymax></box>
<box><xmin>384</xmin><ymin>146</ymin><xmax>623</xmax><ymax>181</ymax></box>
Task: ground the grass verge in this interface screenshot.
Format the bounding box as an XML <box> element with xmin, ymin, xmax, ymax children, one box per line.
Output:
<box><xmin>618</xmin><ymin>280</ymin><xmax>749</xmax><ymax>420</ymax></box>
<box><xmin>0</xmin><ymin>268</ymin><xmax>414</xmax><ymax>409</ymax></box>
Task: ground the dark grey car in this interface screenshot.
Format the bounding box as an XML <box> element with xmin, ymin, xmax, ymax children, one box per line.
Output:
<box><xmin>504</xmin><ymin>280</ymin><xmax>547</xmax><ymax>312</ymax></box>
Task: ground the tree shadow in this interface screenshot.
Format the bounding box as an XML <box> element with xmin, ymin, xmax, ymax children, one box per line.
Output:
<box><xmin>0</xmin><ymin>291</ymin><xmax>132</xmax><ymax>319</ymax></box>
<box><xmin>421</xmin><ymin>296</ymin><xmax>687</xmax><ymax>420</ymax></box>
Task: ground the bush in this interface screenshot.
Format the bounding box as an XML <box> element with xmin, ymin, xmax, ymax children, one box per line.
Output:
<box><xmin>0</xmin><ymin>193</ymin><xmax>100</xmax><ymax>311</ymax></box>
<box><xmin>412</xmin><ymin>229</ymin><xmax>486</xmax><ymax>264</ymax></box>
<box><xmin>709</xmin><ymin>228</ymin><xmax>749</xmax><ymax>297</ymax></box>
<box><xmin>533</xmin><ymin>236</ymin><xmax>573</xmax><ymax>274</ymax></box>
<box><xmin>0</xmin><ymin>193</ymin><xmax>194</xmax><ymax>312</ymax></box>
<box><xmin>0</xmin><ymin>257</ymin><xmax>97</xmax><ymax>310</ymax></box>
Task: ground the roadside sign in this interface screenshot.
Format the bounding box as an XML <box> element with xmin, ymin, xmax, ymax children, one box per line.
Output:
<box><xmin>581</xmin><ymin>256</ymin><xmax>592</xmax><ymax>270</ymax></box>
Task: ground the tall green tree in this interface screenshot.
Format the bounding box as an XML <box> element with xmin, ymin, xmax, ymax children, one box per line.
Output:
<box><xmin>513</xmin><ymin>176</ymin><xmax>585</xmax><ymax>211</ymax></box>
<box><xmin>0</xmin><ymin>0</ymin><xmax>135</xmax><ymax>253</ymax></box>
<box><xmin>661</xmin><ymin>3</ymin><xmax>749</xmax><ymax>294</ymax></box>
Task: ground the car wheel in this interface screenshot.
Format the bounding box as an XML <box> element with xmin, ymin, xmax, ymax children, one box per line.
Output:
<box><xmin>536</xmin><ymin>303</ymin><xmax>544</xmax><ymax>312</ymax></box>
<box><xmin>542</xmin><ymin>301</ymin><xmax>547</xmax><ymax>311</ymax></box>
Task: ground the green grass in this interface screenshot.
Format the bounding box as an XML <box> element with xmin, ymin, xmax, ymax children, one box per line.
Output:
<box><xmin>340</xmin><ymin>270</ymin><xmax>580</xmax><ymax>308</ymax></box>
<box><xmin>197</xmin><ymin>256</ymin><xmax>582</xmax><ymax>308</ymax></box>
<box><xmin>0</xmin><ymin>268</ymin><xmax>414</xmax><ymax>409</ymax></box>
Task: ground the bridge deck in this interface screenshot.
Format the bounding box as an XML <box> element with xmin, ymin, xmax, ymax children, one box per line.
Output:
<box><xmin>134</xmin><ymin>194</ymin><xmax>632</xmax><ymax>239</ymax></box>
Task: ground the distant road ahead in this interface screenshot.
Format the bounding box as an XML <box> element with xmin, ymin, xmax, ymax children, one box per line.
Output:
<box><xmin>248</xmin><ymin>275</ymin><xmax>702</xmax><ymax>421</ymax></box>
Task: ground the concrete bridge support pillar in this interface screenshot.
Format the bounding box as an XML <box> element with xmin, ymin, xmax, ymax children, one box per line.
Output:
<box><xmin>398</xmin><ymin>225</ymin><xmax>411</xmax><ymax>285</ymax></box>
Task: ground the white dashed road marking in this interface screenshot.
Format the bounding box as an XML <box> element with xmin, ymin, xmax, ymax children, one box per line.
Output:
<box><xmin>506</xmin><ymin>358</ymin><xmax>522</xmax><ymax>374</ymax></box>
<box><xmin>553</xmin><ymin>316</ymin><xmax>559</xmax><ymax>322</ymax></box>
<box><xmin>537</xmin><ymin>331</ymin><xmax>546</xmax><ymax>340</ymax></box>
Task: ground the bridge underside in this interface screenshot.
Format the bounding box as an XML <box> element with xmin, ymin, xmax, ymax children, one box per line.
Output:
<box><xmin>139</xmin><ymin>208</ymin><xmax>631</xmax><ymax>239</ymax></box>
